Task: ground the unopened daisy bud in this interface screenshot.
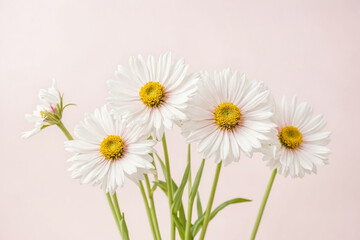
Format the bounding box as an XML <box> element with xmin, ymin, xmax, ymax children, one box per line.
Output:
<box><xmin>22</xmin><ymin>80</ymin><xmax>73</xmax><ymax>139</ymax></box>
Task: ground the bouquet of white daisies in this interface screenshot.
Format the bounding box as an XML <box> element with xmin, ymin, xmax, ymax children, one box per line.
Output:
<box><xmin>23</xmin><ymin>52</ymin><xmax>331</xmax><ymax>240</ymax></box>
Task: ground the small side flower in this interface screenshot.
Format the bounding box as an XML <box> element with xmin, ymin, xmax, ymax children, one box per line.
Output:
<box><xmin>22</xmin><ymin>80</ymin><xmax>74</xmax><ymax>139</ymax></box>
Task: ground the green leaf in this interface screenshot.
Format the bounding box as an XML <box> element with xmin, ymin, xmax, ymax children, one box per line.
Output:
<box><xmin>155</xmin><ymin>153</ymin><xmax>168</xmax><ymax>182</ymax></box>
<box><xmin>153</xmin><ymin>173</ymin><xmax>187</xmax><ymax>227</ymax></box>
<box><xmin>172</xmin><ymin>164</ymin><xmax>190</xmax><ymax>213</ymax></box>
<box><xmin>172</xmin><ymin>214</ymin><xmax>185</xmax><ymax>239</ymax></box>
<box><xmin>154</xmin><ymin>180</ymin><xmax>182</xmax><ymax>199</ymax></box>
<box><xmin>154</xmin><ymin>153</ymin><xmax>187</xmax><ymax>227</ymax></box>
<box><xmin>40</xmin><ymin>125</ymin><xmax>51</xmax><ymax>130</ymax></box>
<box><xmin>189</xmin><ymin>159</ymin><xmax>205</xmax><ymax>200</ymax></box>
<box><xmin>157</xmin><ymin>180</ymin><xmax>187</xmax><ymax>225</ymax></box>
<box><xmin>196</xmin><ymin>192</ymin><xmax>203</xmax><ymax>218</ymax></box>
<box><xmin>191</xmin><ymin>198</ymin><xmax>251</xmax><ymax>237</ymax></box>
<box><xmin>63</xmin><ymin>103</ymin><xmax>76</xmax><ymax>109</ymax></box>
<box><xmin>146</xmin><ymin>154</ymin><xmax>158</xmax><ymax>194</ymax></box>
<box><xmin>178</xmin><ymin>204</ymin><xmax>186</xmax><ymax>227</ymax></box>
<box><xmin>120</xmin><ymin>213</ymin><xmax>130</xmax><ymax>240</ymax></box>
<box><xmin>153</xmin><ymin>180</ymin><xmax>168</xmax><ymax>195</ymax></box>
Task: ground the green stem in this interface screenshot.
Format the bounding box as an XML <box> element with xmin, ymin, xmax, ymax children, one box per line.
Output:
<box><xmin>56</xmin><ymin>121</ymin><xmax>73</xmax><ymax>140</ymax></box>
<box><xmin>112</xmin><ymin>192</ymin><xmax>123</xmax><ymax>221</ymax></box>
<box><xmin>106</xmin><ymin>193</ymin><xmax>122</xmax><ymax>236</ymax></box>
<box><xmin>139</xmin><ymin>181</ymin><xmax>157</xmax><ymax>240</ymax></box>
<box><xmin>199</xmin><ymin>162</ymin><xmax>222</xmax><ymax>240</ymax></box>
<box><xmin>187</xmin><ymin>144</ymin><xmax>192</xmax><ymax>196</ymax></box>
<box><xmin>184</xmin><ymin>193</ymin><xmax>195</xmax><ymax>240</ymax></box>
<box><xmin>250</xmin><ymin>169</ymin><xmax>277</xmax><ymax>240</ymax></box>
<box><xmin>161</xmin><ymin>134</ymin><xmax>175</xmax><ymax>240</ymax></box>
<box><xmin>145</xmin><ymin>175</ymin><xmax>162</xmax><ymax>240</ymax></box>
<box><xmin>185</xmin><ymin>144</ymin><xmax>193</xmax><ymax>240</ymax></box>
<box><xmin>113</xmin><ymin>193</ymin><xmax>131</xmax><ymax>240</ymax></box>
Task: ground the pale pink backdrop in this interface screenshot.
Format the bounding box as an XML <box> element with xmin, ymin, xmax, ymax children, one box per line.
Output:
<box><xmin>1</xmin><ymin>0</ymin><xmax>359</xmax><ymax>239</ymax></box>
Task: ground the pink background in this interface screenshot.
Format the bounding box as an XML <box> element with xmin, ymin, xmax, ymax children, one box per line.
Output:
<box><xmin>1</xmin><ymin>0</ymin><xmax>360</xmax><ymax>239</ymax></box>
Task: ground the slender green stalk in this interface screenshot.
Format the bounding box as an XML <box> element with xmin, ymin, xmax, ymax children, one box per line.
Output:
<box><xmin>161</xmin><ymin>134</ymin><xmax>175</xmax><ymax>240</ymax></box>
<box><xmin>106</xmin><ymin>193</ymin><xmax>122</xmax><ymax>235</ymax></box>
<box><xmin>250</xmin><ymin>169</ymin><xmax>277</xmax><ymax>240</ymax></box>
<box><xmin>185</xmin><ymin>191</ymin><xmax>195</xmax><ymax>240</ymax></box>
<box><xmin>151</xmin><ymin>154</ymin><xmax>158</xmax><ymax>172</ymax></box>
<box><xmin>187</xmin><ymin>144</ymin><xmax>192</xmax><ymax>196</ymax></box>
<box><xmin>145</xmin><ymin>174</ymin><xmax>162</xmax><ymax>240</ymax></box>
<box><xmin>56</xmin><ymin>121</ymin><xmax>73</xmax><ymax>140</ymax></box>
<box><xmin>139</xmin><ymin>181</ymin><xmax>157</xmax><ymax>240</ymax></box>
<box><xmin>112</xmin><ymin>193</ymin><xmax>131</xmax><ymax>240</ymax></box>
<box><xmin>185</xmin><ymin>144</ymin><xmax>193</xmax><ymax>240</ymax></box>
<box><xmin>112</xmin><ymin>192</ymin><xmax>123</xmax><ymax>221</ymax></box>
<box><xmin>199</xmin><ymin>162</ymin><xmax>222</xmax><ymax>240</ymax></box>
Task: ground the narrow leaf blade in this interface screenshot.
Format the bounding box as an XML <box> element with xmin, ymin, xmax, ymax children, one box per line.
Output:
<box><xmin>196</xmin><ymin>192</ymin><xmax>203</xmax><ymax>218</ymax></box>
<box><xmin>192</xmin><ymin>198</ymin><xmax>251</xmax><ymax>236</ymax></box>
<box><xmin>120</xmin><ymin>214</ymin><xmax>130</xmax><ymax>240</ymax></box>
<box><xmin>153</xmin><ymin>180</ymin><xmax>168</xmax><ymax>196</ymax></box>
<box><xmin>172</xmin><ymin>164</ymin><xmax>190</xmax><ymax>213</ymax></box>
<box><xmin>189</xmin><ymin>159</ymin><xmax>205</xmax><ymax>199</ymax></box>
<box><xmin>172</xmin><ymin>214</ymin><xmax>185</xmax><ymax>239</ymax></box>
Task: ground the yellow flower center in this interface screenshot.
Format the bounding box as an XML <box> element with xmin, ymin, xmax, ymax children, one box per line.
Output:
<box><xmin>139</xmin><ymin>82</ymin><xmax>166</xmax><ymax>108</ymax></box>
<box><xmin>214</xmin><ymin>102</ymin><xmax>242</xmax><ymax>130</ymax></box>
<box><xmin>40</xmin><ymin>111</ymin><xmax>46</xmax><ymax>118</ymax></box>
<box><xmin>278</xmin><ymin>126</ymin><xmax>303</xmax><ymax>149</ymax></box>
<box><xmin>40</xmin><ymin>106</ymin><xmax>56</xmax><ymax>119</ymax></box>
<box><xmin>100</xmin><ymin>135</ymin><xmax>125</xmax><ymax>161</ymax></box>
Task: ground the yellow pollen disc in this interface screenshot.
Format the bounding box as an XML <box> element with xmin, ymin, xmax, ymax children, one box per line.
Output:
<box><xmin>139</xmin><ymin>82</ymin><xmax>166</xmax><ymax>108</ymax></box>
<box><xmin>278</xmin><ymin>126</ymin><xmax>303</xmax><ymax>149</ymax></box>
<box><xmin>214</xmin><ymin>102</ymin><xmax>242</xmax><ymax>130</ymax></box>
<box><xmin>100</xmin><ymin>135</ymin><xmax>125</xmax><ymax>161</ymax></box>
<box><xmin>40</xmin><ymin>111</ymin><xmax>46</xmax><ymax>118</ymax></box>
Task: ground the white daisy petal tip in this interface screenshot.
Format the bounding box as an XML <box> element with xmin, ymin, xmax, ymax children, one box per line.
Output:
<box><xmin>124</xmin><ymin>168</ymin><xmax>157</xmax><ymax>187</ymax></box>
<box><xmin>21</xmin><ymin>127</ymin><xmax>41</xmax><ymax>139</ymax></box>
<box><xmin>262</xmin><ymin>96</ymin><xmax>331</xmax><ymax>178</ymax></box>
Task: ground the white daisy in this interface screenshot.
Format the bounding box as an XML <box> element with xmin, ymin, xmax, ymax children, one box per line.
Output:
<box><xmin>107</xmin><ymin>52</ymin><xmax>199</xmax><ymax>140</ymax></box>
<box><xmin>22</xmin><ymin>80</ymin><xmax>62</xmax><ymax>139</ymax></box>
<box><xmin>65</xmin><ymin>106</ymin><xmax>156</xmax><ymax>194</ymax></box>
<box><xmin>182</xmin><ymin>69</ymin><xmax>275</xmax><ymax>166</ymax></box>
<box><xmin>262</xmin><ymin>96</ymin><xmax>331</xmax><ymax>178</ymax></box>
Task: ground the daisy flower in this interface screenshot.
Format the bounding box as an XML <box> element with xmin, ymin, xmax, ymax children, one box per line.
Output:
<box><xmin>107</xmin><ymin>52</ymin><xmax>199</xmax><ymax>140</ymax></box>
<box><xmin>182</xmin><ymin>69</ymin><xmax>275</xmax><ymax>165</ymax></box>
<box><xmin>262</xmin><ymin>96</ymin><xmax>331</xmax><ymax>178</ymax></box>
<box><xmin>65</xmin><ymin>106</ymin><xmax>156</xmax><ymax>194</ymax></box>
<box><xmin>22</xmin><ymin>80</ymin><xmax>63</xmax><ymax>139</ymax></box>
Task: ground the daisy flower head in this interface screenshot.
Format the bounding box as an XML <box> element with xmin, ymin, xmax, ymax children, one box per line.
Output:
<box><xmin>65</xmin><ymin>105</ymin><xmax>156</xmax><ymax>194</ymax></box>
<box><xmin>22</xmin><ymin>80</ymin><xmax>64</xmax><ymax>139</ymax></box>
<box><xmin>107</xmin><ymin>52</ymin><xmax>199</xmax><ymax>140</ymax></box>
<box><xmin>182</xmin><ymin>69</ymin><xmax>275</xmax><ymax>166</ymax></box>
<box><xmin>262</xmin><ymin>96</ymin><xmax>331</xmax><ymax>178</ymax></box>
